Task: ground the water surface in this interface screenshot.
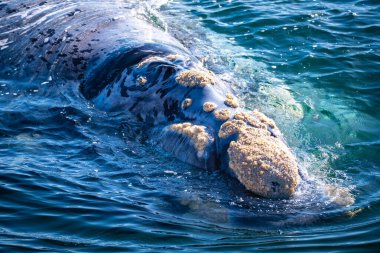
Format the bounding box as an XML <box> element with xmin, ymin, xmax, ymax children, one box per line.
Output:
<box><xmin>1</xmin><ymin>0</ymin><xmax>379</xmax><ymax>252</ymax></box>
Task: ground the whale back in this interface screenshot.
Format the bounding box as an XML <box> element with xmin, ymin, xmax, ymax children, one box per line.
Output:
<box><xmin>0</xmin><ymin>0</ymin><xmax>187</xmax><ymax>82</ymax></box>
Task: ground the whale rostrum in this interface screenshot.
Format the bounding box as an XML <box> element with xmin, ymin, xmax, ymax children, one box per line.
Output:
<box><xmin>0</xmin><ymin>0</ymin><xmax>298</xmax><ymax>198</ymax></box>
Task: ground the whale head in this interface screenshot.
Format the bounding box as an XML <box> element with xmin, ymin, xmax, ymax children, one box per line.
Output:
<box><xmin>132</xmin><ymin>56</ymin><xmax>300</xmax><ymax>198</ymax></box>
<box><xmin>82</xmin><ymin>43</ymin><xmax>299</xmax><ymax>199</ymax></box>
<box><xmin>218</xmin><ymin>111</ymin><xmax>299</xmax><ymax>198</ymax></box>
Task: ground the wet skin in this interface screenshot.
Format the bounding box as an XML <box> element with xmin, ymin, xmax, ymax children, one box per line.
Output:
<box><xmin>0</xmin><ymin>0</ymin><xmax>298</xmax><ymax>198</ymax></box>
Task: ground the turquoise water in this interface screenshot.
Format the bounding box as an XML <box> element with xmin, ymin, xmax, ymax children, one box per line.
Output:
<box><xmin>1</xmin><ymin>0</ymin><xmax>379</xmax><ymax>252</ymax></box>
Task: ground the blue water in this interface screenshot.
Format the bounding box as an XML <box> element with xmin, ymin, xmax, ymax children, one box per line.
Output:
<box><xmin>1</xmin><ymin>0</ymin><xmax>379</xmax><ymax>252</ymax></box>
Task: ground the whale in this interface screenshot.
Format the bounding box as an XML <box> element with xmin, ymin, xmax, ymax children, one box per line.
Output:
<box><xmin>0</xmin><ymin>0</ymin><xmax>298</xmax><ymax>198</ymax></box>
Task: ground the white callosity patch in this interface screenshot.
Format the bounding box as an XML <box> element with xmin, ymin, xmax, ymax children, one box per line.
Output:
<box><xmin>219</xmin><ymin>111</ymin><xmax>298</xmax><ymax>198</ymax></box>
<box><xmin>213</xmin><ymin>109</ymin><xmax>231</xmax><ymax>121</ymax></box>
<box><xmin>233</xmin><ymin>111</ymin><xmax>267</xmax><ymax>129</ymax></box>
<box><xmin>203</xmin><ymin>102</ymin><xmax>217</xmax><ymax>112</ymax></box>
<box><xmin>176</xmin><ymin>69</ymin><xmax>216</xmax><ymax>87</ymax></box>
<box><xmin>224</xmin><ymin>92</ymin><xmax>239</xmax><ymax>108</ymax></box>
<box><xmin>168</xmin><ymin>122</ymin><xmax>214</xmax><ymax>158</ymax></box>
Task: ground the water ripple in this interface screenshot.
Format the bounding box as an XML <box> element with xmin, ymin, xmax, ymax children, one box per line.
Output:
<box><xmin>0</xmin><ymin>0</ymin><xmax>379</xmax><ymax>252</ymax></box>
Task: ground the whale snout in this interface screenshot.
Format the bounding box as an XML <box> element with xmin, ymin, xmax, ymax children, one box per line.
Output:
<box><xmin>219</xmin><ymin>113</ymin><xmax>299</xmax><ymax>198</ymax></box>
<box><xmin>107</xmin><ymin>49</ymin><xmax>299</xmax><ymax>199</ymax></box>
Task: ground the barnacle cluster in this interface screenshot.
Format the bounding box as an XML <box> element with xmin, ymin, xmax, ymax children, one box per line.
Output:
<box><xmin>176</xmin><ymin>69</ymin><xmax>216</xmax><ymax>87</ymax></box>
<box><xmin>169</xmin><ymin>122</ymin><xmax>213</xmax><ymax>158</ymax></box>
<box><xmin>218</xmin><ymin>111</ymin><xmax>298</xmax><ymax>198</ymax></box>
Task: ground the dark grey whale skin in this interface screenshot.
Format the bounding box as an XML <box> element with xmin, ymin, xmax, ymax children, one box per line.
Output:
<box><xmin>0</xmin><ymin>1</ymin><xmax>300</xmax><ymax>198</ymax></box>
<box><xmin>0</xmin><ymin>0</ymin><xmax>236</xmax><ymax>169</ymax></box>
<box><xmin>0</xmin><ymin>1</ymin><xmax>186</xmax><ymax>81</ymax></box>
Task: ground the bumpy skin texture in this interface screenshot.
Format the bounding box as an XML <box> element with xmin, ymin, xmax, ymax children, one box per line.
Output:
<box><xmin>219</xmin><ymin>119</ymin><xmax>298</xmax><ymax>198</ymax></box>
<box><xmin>95</xmin><ymin>53</ymin><xmax>299</xmax><ymax>198</ymax></box>
<box><xmin>0</xmin><ymin>0</ymin><xmax>298</xmax><ymax>198</ymax></box>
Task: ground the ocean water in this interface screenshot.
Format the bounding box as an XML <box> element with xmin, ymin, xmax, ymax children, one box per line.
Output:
<box><xmin>1</xmin><ymin>0</ymin><xmax>379</xmax><ymax>252</ymax></box>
